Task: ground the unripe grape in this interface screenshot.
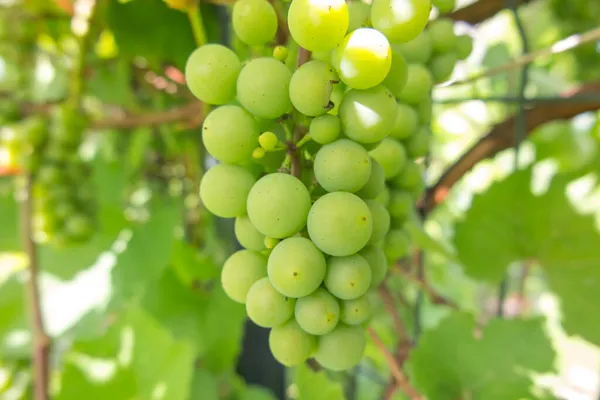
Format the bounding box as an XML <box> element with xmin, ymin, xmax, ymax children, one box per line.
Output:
<box><xmin>358</xmin><ymin>245</ymin><xmax>388</xmax><ymax>288</ymax></box>
<box><xmin>200</xmin><ymin>164</ymin><xmax>256</xmax><ymax>218</ymax></box>
<box><xmin>369</xmin><ymin>138</ymin><xmax>407</xmax><ymax>180</ymax></box>
<box><xmin>269</xmin><ymin>319</ymin><xmax>316</xmax><ymax>366</ymax></box>
<box><xmin>273</xmin><ymin>45</ymin><xmax>289</xmax><ymax>62</ymax></box>
<box><xmin>324</xmin><ymin>254</ymin><xmax>372</xmax><ymax>300</ymax></box>
<box><xmin>432</xmin><ymin>0</ymin><xmax>455</xmax><ymax>13</ymax></box>
<box><xmin>392</xmin><ymin>159</ymin><xmax>423</xmax><ymax>190</ymax></box>
<box><xmin>398</xmin><ymin>64</ymin><xmax>433</xmax><ymax>105</ymax></box>
<box><xmin>394</xmin><ymin>31</ymin><xmax>432</xmax><ymax>64</ymax></box>
<box><xmin>259</xmin><ymin>131</ymin><xmax>279</xmax><ymax>151</ymax></box>
<box><xmin>289</xmin><ymin>60</ymin><xmax>338</xmax><ymax>117</ymax></box>
<box><xmin>355</xmin><ymin>158</ymin><xmax>385</xmax><ymax>199</ymax></box>
<box><xmin>288</xmin><ymin>0</ymin><xmax>349</xmax><ymax>52</ymax></box>
<box><xmin>221</xmin><ymin>250</ymin><xmax>267</xmax><ymax>303</ymax></box>
<box><xmin>246</xmin><ymin>277</ymin><xmax>295</xmax><ymax>327</ymax></box>
<box><xmin>252</xmin><ymin>147</ymin><xmax>266</xmax><ymax>159</ymax></box>
<box><xmin>364</xmin><ymin>199</ymin><xmax>390</xmax><ymax>243</ymax></box>
<box><xmin>405</xmin><ymin>126</ymin><xmax>430</xmax><ymax>158</ymax></box>
<box><xmin>264</xmin><ymin>236</ymin><xmax>281</xmax><ymax>249</ymax></box>
<box><xmin>390</xmin><ymin>103</ymin><xmax>419</xmax><ymax>140</ymax></box>
<box><xmin>382</xmin><ymin>50</ymin><xmax>408</xmax><ymax>97</ymax></box>
<box><xmin>384</xmin><ymin>229</ymin><xmax>410</xmax><ymax>261</ymax></box>
<box><xmin>232</xmin><ymin>0</ymin><xmax>278</xmax><ymax>46</ymax></box>
<box><xmin>456</xmin><ymin>34</ymin><xmax>474</xmax><ymax>60</ymax></box>
<box><xmin>429</xmin><ymin>52</ymin><xmax>458</xmax><ymax>83</ymax></box>
<box><xmin>428</xmin><ymin>18</ymin><xmax>456</xmax><ymax>53</ymax></box>
<box><xmin>295</xmin><ymin>287</ymin><xmax>340</xmax><ymax>335</ymax></box>
<box><xmin>370</xmin><ymin>0</ymin><xmax>431</xmax><ymax>43</ymax></box>
<box><xmin>185</xmin><ymin>44</ymin><xmax>241</xmax><ymax>105</ymax></box>
<box><xmin>314</xmin><ymin>324</ymin><xmax>366</xmax><ymax>371</ymax></box>
<box><xmin>235</xmin><ymin>215</ymin><xmax>266</xmax><ymax>251</ymax></box>
<box><xmin>309</xmin><ymin>114</ymin><xmax>341</xmax><ymax>145</ymax></box>
<box><xmin>340</xmin><ymin>294</ymin><xmax>372</xmax><ymax>325</ymax></box>
<box><xmin>388</xmin><ymin>190</ymin><xmax>413</xmax><ymax>219</ymax></box>
<box><xmin>314</xmin><ymin>139</ymin><xmax>372</xmax><ymax>193</ymax></box>
<box><xmin>347</xmin><ymin>1</ymin><xmax>370</xmax><ymax>32</ymax></box>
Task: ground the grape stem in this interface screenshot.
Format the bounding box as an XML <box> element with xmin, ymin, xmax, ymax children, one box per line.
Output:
<box><xmin>295</xmin><ymin>134</ymin><xmax>312</xmax><ymax>148</ymax></box>
<box><xmin>187</xmin><ymin>2</ymin><xmax>208</xmax><ymax>47</ymax></box>
<box><xmin>393</xmin><ymin>264</ymin><xmax>458</xmax><ymax>309</ymax></box>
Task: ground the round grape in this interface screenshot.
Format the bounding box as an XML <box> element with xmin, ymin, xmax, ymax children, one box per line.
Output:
<box><xmin>232</xmin><ymin>0</ymin><xmax>278</xmax><ymax>46</ymax></box>
<box><xmin>200</xmin><ymin>164</ymin><xmax>256</xmax><ymax>218</ymax></box>
<box><xmin>314</xmin><ymin>324</ymin><xmax>366</xmax><ymax>371</ymax></box>
<box><xmin>456</xmin><ymin>35</ymin><xmax>474</xmax><ymax>60</ymax></box>
<box><xmin>339</xmin><ymin>85</ymin><xmax>397</xmax><ymax>144</ymax></box>
<box><xmin>364</xmin><ymin>199</ymin><xmax>390</xmax><ymax>243</ymax></box>
<box><xmin>202</xmin><ymin>105</ymin><xmax>259</xmax><ymax>164</ymax></box>
<box><xmin>371</xmin><ymin>0</ymin><xmax>431</xmax><ymax>43</ymax></box>
<box><xmin>324</xmin><ymin>254</ymin><xmax>372</xmax><ymax>300</ymax></box>
<box><xmin>264</xmin><ymin>236</ymin><xmax>281</xmax><ymax>249</ymax></box>
<box><xmin>289</xmin><ymin>60</ymin><xmax>338</xmax><ymax>117</ymax></box>
<box><xmin>235</xmin><ymin>215</ymin><xmax>266</xmax><ymax>251</ymax></box>
<box><xmin>394</xmin><ymin>31</ymin><xmax>432</xmax><ymax>64</ymax></box>
<box><xmin>247</xmin><ymin>173</ymin><xmax>311</xmax><ymax>238</ymax></box>
<box><xmin>428</xmin><ymin>18</ymin><xmax>456</xmax><ymax>53</ymax></box>
<box><xmin>405</xmin><ymin>126</ymin><xmax>429</xmax><ymax>158</ymax></box>
<box><xmin>355</xmin><ymin>158</ymin><xmax>385</xmax><ymax>199</ymax></box>
<box><xmin>432</xmin><ymin>0</ymin><xmax>455</xmax><ymax>13</ymax></box>
<box><xmin>246</xmin><ymin>277</ymin><xmax>295</xmax><ymax>327</ymax></box>
<box><xmin>392</xmin><ymin>159</ymin><xmax>423</xmax><ymax>190</ymax></box>
<box><xmin>307</xmin><ymin>192</ymin><xmax>373</xmax><ymax>256</ymax></box>
<box><xmin>259</xmin><ymin>131</ymin><xmax>279</xmax><ymax>151</ymax></box>
<box><xmin>398</xmin><ymin>64</ymin><xmax>433</xmax><ymax>104</ymax></box>
<box><xmin>237</xmin><ymin>57</ymin><xmax>292</xmax><ymax>119</ymax></box>
<box><xmin>358</xmin><ymin>245</ymin><xmax>388</xmax><ymax>288</ymax></box>
<box><xmin>340</xmin><ymin>295</ymin><xmax>371</xmax><ymax>325</ymax></box>
<box><xmin>295</xmin><ymin>287</ymin><xmax>340</xmax><ymax>335</ymax></box>
<box><xmin>288</xmin><ymin>0</ymin><xmax>349</xmax><ymax>52</ymax></box>
<box><xmin>388</xmin><ymin>190</ymin><xmax>413</xmax><ymax>219</ymax></box>
<box><xmin>309</xmin><ymin>114</ymin><xmax>341</xmax><ymax>145</ymax></box>
<box><xmin>429</xmin><ymin>52</ymin><xmax>457</xmax><ymax>83</ymax></box>
<box><xmin>369</xmin><ymin>138</ymin><xmax>407</xmax><ymax>179</ymax></box>
<box><xmin>333</xmin><ymin>28</ymin><xmax>392</xmax><ymax>90</ymax></box>
<box><xmin>347</xmin><ymin>0</ymin><xmax>370</xmax><ymax>32</ymax></box>
<box><xmin>185</xmin><ymin>44</ymin><xmax>241</xmax><ymax>105</ymax></box>
<box><xmin>382</xmin><ymin>50</ymin><xmax>408</xmax><ymax>97</ymax></box>
<box><xmin>269</xmin><ymin>319</ymin><xmax>316</xmax><ymax>366</ymax></box>
<box><xmin>221</xmin><ymin>250</ymin><xmax>267</xmax><ymax>303</ymax></box>
<box><xmin>416</xmin><ymin>96</ymin><xmax>432</xmax><ymax>124</ymax></box>
<box><xmin>390</xmin><ymin>103</ymin><xmax>418</xmax><ymax>140</ymax></box>
<box><xmin>314</xmin><ymin>139</ymin><xmax>372</xmax><ymax>193</ymax></box>
<box><xmin>273</xmin><ymin>45</ymin><xmax>289</xmax><ymax>62</ymax></box>
<box><xmin>384</xmin><ymin>229</ymin><xmax>410</xmax><ymax>261</ymax></box>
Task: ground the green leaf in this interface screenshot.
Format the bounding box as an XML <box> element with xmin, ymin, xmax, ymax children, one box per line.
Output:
<box><xmin>0</xmin><ymin>274</ymin><xmax>28</xmax><ymax>360</ymax></box>
<box><xmin>87</xmin><ymin>59</ymin><xmax>135</xmax><ymax>107</ymax></box>
<box><xmin>189</xmin><ymin>369</ymin><xmax>219</xmax><ymax>400</ymax></box>
<box><xmin>295</xmin><ymin>363</ymin><xmax>345</xmax><ymax>400</ymax></box>
<box><xmin>239</xmin><ymin>386</ymin><xmax>278</xmax><ymax>400</ymax></box>
<box><xmin>0</xmin><ymin>181</ymin><xmax>20</xmax><ymax>252</ymax></box>
<box><xmin>405</xmin><ymin>312</ymin><xmax>555</xmax><ymax>400</ymax></box>
<box><xmin>56</xmin><ymin>360</ymin><xmax>137</xmax><ymax>400</ymax></box>
<box><xmin>404</xmin><ymin>219</ymin><xmax>458</xmax><ymax>262</ymax></box>
<box><xmin>171</xmin><ymin>239</ymin><xmax>220</xmax><ymax>287</ymax></box>
<box><xmin>454</xmin><ymin>168</ymin><xmax>600</xmax><ymax>344</ymax></box>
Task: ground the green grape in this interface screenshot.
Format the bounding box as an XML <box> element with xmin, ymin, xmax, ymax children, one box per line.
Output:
<box><xmin>340</xmin><ymin>295</ymin><xmax>371</xmax><ymax>325</ymax></box>
<box><xmin>265</xmin><ymin>236</ymin><xmax>281</xmax><ymax>249</ymax></box>
<box><xmin>246</xmin><ymin>277</ymin><xmax>296</xmax><ymax>327</ymax></box>
<box><xmin>390</xmin><ymin>103</ymin><xmax>419</xmax><ymax>140</ymax></box>
<box><xmin>288</xmin><ymin>0</ymin><xmax>349</xmax><ymax>52</ymax></box>
<box><xmin>185</xmin><ymin>44</ymin><xmax>241</xmax><ymax>105</ymax></box>
<box><xmin>428</xmin><ymin>18</ymin><xmax>456</xmax><ymax>53</ymax></box>
<box><xmin>247</xmin><ymin>173</ymin><xmax>311</xmax><ymax>238</ymax></box>
<box><xmin>259</xmin><ymin>131</ymin><xmax>279</xmax><ymax>151</ymax></box>
<box><xmin>332</xmin><ymin>28</ymin><xmax>392</xmax><ymax>90</ymax></box>
<box><xmin>347</xmin><ymin>0</ymin><xmax>370</xmax><ymax>32</ymax></box>
<box><xmin>221</xmin><ymin>250</ymin><xmax>267</xmax><ymax>303</ymax></box>
<box><xmin>455</xmin><ymin>34</ymin><xmax>473</xmax><ymax>60</ymax></box>
<box><xmin>309</xmin><ymin>114</ymin><xmax>341</xmax><ymax>145</ymax></box>
<box><xmin>295</xmin><ymin>287</ymin><xmax>340</xmax><ymax>335</ymax></box>
<box><xmin>200</xmin><ymin>164</ymin><xmax>256</xmax><ymax>218</ymax></box>
<box><xmin>235</xmin><ymin>215</ymin><xmax>266</xmax><ymax>251</ymax></box>
<box><xmin>398</xmin><ymin>64</ymin><xmax>433</xmax><ymax>104</ymax></box>
<box><xmin>202</xmin><ymin>105</ymin><xmax>259</xmax><ymax>164</ymax></box>
<box><xmin>64</xmin><ymin>213</ymin><xmax>93</xmax><ymax>241</ymax></box>
<box><xmin>376</xmin><ymin>186</ymin><xmax>390</xmax><ymax>207</ymax></box>
<box><xmin>429</xmin><ymin>52</ymin><xmax>457</xmax><ymax>83</ymax></box>
<box><xmin>388</xmin><ymin>190</ymin><xmax>413</xmax><ymax>219</ymax></box>
<box><xmin>324</xmin><ymin>254</ymin><xmax>371</xmax><ymax>300</ymax></box>
<box><xmin>237</xmin><ymin>57</ymin><xmax>292</xmax><ymax>119</ymax></box>
<box><xmin>289</xmin><ymin>60</ymin><xmax>338</xmax><ymax>117</ymax></box>
<box><xmin>268</xmin><ymin>237</ymin><xmax>327</xmax><ymax>298</ymax></box>
<box><xmin>44</xmin><ymin>143</ymin><xmax>70</xmax><ymax>163</ymax></box>
<box><xmin>364</xmin><ymin>199</ymin><xmax>390</xmax><ymax>243</ymax></box>
<box><xmin>273</xmin><ymin>45</ymin><xmax>289</xmax><ymax>62</ymax></box>
<box><xmin>339</xmin><ymin>85</ymin><xmax>397</xmax><ymax>144</ymax></box>
<box><xmin>37</xmin><ymin>165</ymin><xmax>65</xmax><ymax>185</ymax></box>
<box><xmin>355</xmin><ymin>158</ymin><xmax>385</xmax><ymax>199</ymax></box>
<box><xmin>314</xmin><ymin>324</ymin><xmax>366</xmax><ymax>371</ymax></box>
<box><xmin>358</xmin><ymin>245</ymin><xmax>387</xmax><ymax>288</ymax></box>
<box><xmin>392</xmin><ymin>160</ymin><xmax>422</xmax><ymax>189</ymax></box>
<box><xmin>370</xmin><ymin>0</ymin><xmax>431</xmax><ymax>43</ymax></box>
<box><xmin>232</xmin><ymin>0</ymin><xmax>278</xmax><ymax>46</ymax></box>
<box><xmin>327</xmin><ymin>83</ymin><xmax>345</xmax><ymax>116</ymax></box>
<box><xmin>416</xmin><ymin>96</ymin><xmax>432</xmax><ymax>124</ymax></box>
<box><xmin>432</xmin><ymin>0</ymin><xmax>455</xmax><ymax>13</ymax></box>
<box><xmin>269</xmin><ymin>320</ymin><xmax>317</xmax><ymax>366</ymax></box>
<box><xmin>384</xmin><ymin>229</ymin><xmax>410</xmax><ymax>261</ymax></box>
<box><xmin>394</xmin><ymin>31</ymin><xmax>432</xmax><ymax>64</ymax></box>
<box><xmin>369</xmin><ymin>138</ymin><xmax>406</xmax><ymax>179</ymax></box>
<box><xmin>314</xmin><ymin>139</ymin><xmax>372</xmax><ymax>193</ymax></box>
<box><xmin>307</xmin><ymin>192</ymin><xmax>373</xmax><ymax>256</ymax></box>
<box><xmin>22</xmin><ymin>116</ymin><xmax>47</xmax><ymax>148</ymax></box>
<box><xmin>382</xmin><ymin>50</ymin><xmax>408</xmax><ymax>97</ymax></box>
<box><xmin>252</xmin><ymin>147</ymin><xmax>266</xmax><ymax>159</ymax></box>
<box><xmin>54</xmin><ymin>201</ymin><xmax>75</xmax><ymax>220</ymax></box>
<box><xmin>405</xmin><ymin>126</ymin><xmax>429</xmax><ymax>158</ymax></box>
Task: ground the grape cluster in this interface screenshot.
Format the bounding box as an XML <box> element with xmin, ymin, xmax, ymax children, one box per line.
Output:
<box><xmin>186</xmin><ymin>0</ymin><xmax>472</xmax><ymax>371</ymax></box>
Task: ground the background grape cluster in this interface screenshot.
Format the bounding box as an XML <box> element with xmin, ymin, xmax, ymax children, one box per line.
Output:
<box><xmin>185</xmin><ymin>0</ymin><xmax>472</xmax><ymax>371</ymax></box>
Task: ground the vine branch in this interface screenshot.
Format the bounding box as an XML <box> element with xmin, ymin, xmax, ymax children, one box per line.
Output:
<box><xmin>448</xmin><ymin>0</ymin><xmax>532</xmax><ymax>24</ymax></box>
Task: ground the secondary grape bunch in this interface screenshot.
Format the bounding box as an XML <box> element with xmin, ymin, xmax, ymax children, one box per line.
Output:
<box><xmin>186</xmin><ymin>0</ymin><xmax>473</xmax><ymax>371</ymax></box>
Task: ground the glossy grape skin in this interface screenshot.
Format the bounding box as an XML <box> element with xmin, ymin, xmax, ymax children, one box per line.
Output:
<box><xmin>258</xmin><ymin>131</ymin><xmax>279</xmax><ymax>151</ymax></box>
<box><xmin>340</xmin><ymin>295</ymin><xmax>372</xmax><ymax>325</ymax></box>
<box><xmin>370</xmin><ymin>0</ymin><xmax>431</xmax><ymax>43</ymax></box>
<box><xmin>416</xmin><ymin>96</ymin><xmax>433</xmax><ymax>124</ymax></box>
<box><xmin>456</xmin><ymin>34</ymin><xmax>474</xmax><ymax>60</ymax></box>
<box><xmin>314</xmin><ymin>324</ymin><xmax>366</xmax><ymax>371</ymax></box>
<box><xmin>333</xmin><ymin>28</ymin><xmax>392</xmax><ymax>90</ymax></box>
<box><xmin>235</xmin><ymin>215</ymin><xmax>266</xmax><ymax>251</ymax></box>
<box><xmin>307</xmin><ymin>192</ymin><xmax>373</xmax><ymax>256</ymax></box>
<box><xmin>347</xmin><ymin>0</ymin><xmax>370</xmax><ymax>32</ymax></box>
<box><xmin>364</xmin><ymin>199</ymin><xmax>390</xmax><ymax>243</ymax></box>
<box><xmin>390</xmin><ymin>103</ymin><xmax>419</xmax><ymax>140</ymax></box>
<box><xmin>247</xmin><ymin>173</ymin><xmax>312</xmax><ymax>238</ymax></box>
<box><xmin>428</xmin><ymin>18</ymin><xmax>456</xmax><ymax>53</ymax></box>
<box><xmin>232</xmin><ymin>0</ymin><xmax>278</xmax><ymax>46</ymax></box>
<box><xmin>289</xmin><ymin>60</ymin><xmax>338</xmax><ymax>117</ymax></box>
<box><xmin>288</xmin><ymin>0</ymin><xmax>349</xmax><ymax>52</ymax></box>
<box><xmin>389</xmin><ymin>190</ymin><xmax>413</xmax><ymax>219</ymax></box>
<box><xmin>358</xmin><ymin>245</ymin><xmax>388</xmax><ymax>288</ymax></box>
<box><xmin>237</xmin><ymin>57</ymin><xmax>292</xmax><ymax>119</ymax></box>
<box><xmin>268</xmin><ymin>237</ymin><xmax>327</xmax><ymax>298</ymax></box>
<box><xmin>309</xmin><ymin>114</ymin><xmax>341</xmax><ymax>144</ymax></box>
<box><xmin>432</xmin><ymin>0</ymin><xmax>455</xmax><ymax>13</ymax></box>
<box><xmin>314</xmin><ymin>139</ymin><xmax>372</xmax><ymax>193</ymax></box>
<box><xmin>202</xmin><ymin>105</ymin><xmax>259</xmax><ymax>164</ymax></box>
<box><xmin>185</xmin><ymin>44</ymin><xmax>241</xmax><ymax>105</ymax></box>
<box><xmin>398</xmin><ymin>64</ymin><xmax>433</xmax><ymax>105</ymax></box>
<box><xmin>200</xmin><ymin>164</ymin><xmax>256</xmax><ymax>218</ymax></box>
<box><xmin>339</xmin><ymin>85</ymin><xmax>397</xmax><ymax>144</ymax></box>
<box><xmin>392</xmin><ymin>159</ymin><xmax>423</xmax><ymax>190</ymax></box>
<box><xmin>394</xmin><ymin>31</ymin><xmax>432</xmax><ymax>64</ymax></box>
<box><xmin>382</xmin><ymin>50</ymin><xmax>408</xmax><ymax>97</ymax></box>
<box><xmin>246</xmin><ymin>277</ymin><xmax>296</xmax><ymax>327</ymax></box>
<box><xmin>369</xmin><ymin>138</ymin><xmax>407</xmax><ymax>179</ymax></box>
<box><xmin>355</xmin><ymin>158</ymin><xmax>385</xmax><ymax>199</ymax></box>
<box><xmin>324</xmin><ymin>254</ymin><xmax>372</xmax><ymax>300</ymax></box>
<box><xmin>269</xmin><ymin>320</ymin><xmax>317</xmax><ymax>366</ymax></box>
<box><xmin>384</xmin><ymin>229</ymin><xmax>410</xmax><ymax>261</ymax></box>
<box><xmin>405</xmin><ymin>126</ymin><xmax>430</xmax><ymax>158</ymax></box>
<box><xmin>295</xmin><ymin>287</ymin><xmax>340</xmax><ymax>335</ymax></box>
<box><xmin>429</xmin><ymin>52</ymin><xmax>457</xmax><ymax>83</ymax></box>
<box><xmin>221</xmin><ymin>250</ymin><xmax>268</xmax><ymax>303</ymax></box>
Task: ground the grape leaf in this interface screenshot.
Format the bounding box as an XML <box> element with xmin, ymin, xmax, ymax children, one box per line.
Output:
<box><xmin>0</xmin><ymin>181</ymin><xmax>20</xmax><ymax>252</ymax></box>
<box><xmin>190</xmin><ymin>369</ymin><xmax>219</xmax><ymax>400</ymax></box>
<box><xmin>295</xmin><ymin>363</ymin><xmax>345</xmax><ymax>400</ymax></box>
<box><xmin>454</xmin><ymin>168</ymin><xmax>600</xmax><ymax>344</ymax></box>
<box><xmin>405</xmin><ymin>312</ymin><xmax>555</xmax><ymax>400</ymax></box>
<box><xmin>0</xmin><ymin>274</ymin><xmax>28</xmax><ymax>360</ymax></box>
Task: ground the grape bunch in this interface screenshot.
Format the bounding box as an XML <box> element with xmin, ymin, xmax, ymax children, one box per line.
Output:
<box><xmin>186</xmin><ymin>0</ymin><xmax>473</xmax><ymax>371</ymax></box>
